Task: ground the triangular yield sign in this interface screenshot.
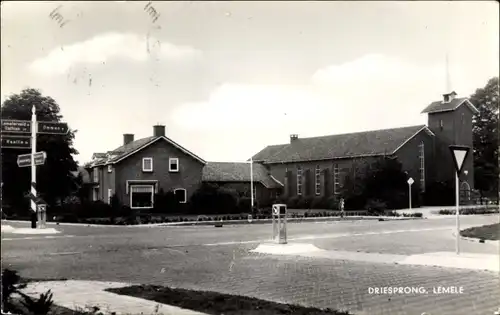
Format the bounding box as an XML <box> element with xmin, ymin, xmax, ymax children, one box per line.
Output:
<box><xmin>449</xmin><ymin>145</ymin><xmax>470</xmax><ymax>175</ymax></box>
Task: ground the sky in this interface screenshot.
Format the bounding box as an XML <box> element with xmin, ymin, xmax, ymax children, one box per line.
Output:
<box><xmin>1</xmin><ymin>1</ymin><xmax>498</xmax><ymax>164</ymax></box>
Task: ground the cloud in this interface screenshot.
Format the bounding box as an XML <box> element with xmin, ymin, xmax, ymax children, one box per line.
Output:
<box><xmin>172</xmin><ymin>54</ymin><xmax>462</xmax><ymax>139</ymax></box>
<box><xmin>28</xmin><ymin>32</ymin><xmax>202</xmax><ymax>76</ymax></box>
<box><xmin>172</xmin><ymin>83</ymin><xmax>345</xmax><ymax>132</ymax></box>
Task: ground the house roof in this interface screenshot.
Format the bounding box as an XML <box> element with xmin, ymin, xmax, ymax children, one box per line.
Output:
<box><xmin>89</xmin><ymin>136</ymin><xmax>206</xmax><ymax>167</ymax></box>
<box><xmin>202</xmin><ymin>162</ymin><xmax>283</xmax><ymax>189</ymax></box>
<box><xmin>251</xmin><ymin>125</ymin><xmax>434</xmax><ymax>164</ymax></box>
<box><xmin>420</xmin><ymin>97</ymin><xmax>479</xmax><ymax>115</ymax></box>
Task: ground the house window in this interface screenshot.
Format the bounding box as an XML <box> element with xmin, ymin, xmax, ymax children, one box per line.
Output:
<box><xmin>93</xmin><ymin>168</ymin><xmax>99</xmax><ymax>182</ymax></box>
<box><xmin>169</xmin><ymin>158</ymin><xmax>179</xmax><ymax>172</ymax></box>
<box><xmin>130</xmin><ymin>185</ymin><xmax>154</xmax><ymax>209</ymax></box>
<box><xmin>92</xmin><ymin>187</ymin><xmax>99</xmax><ymax>201</ymax></box>
<box><xmin>108</xmin><ymin>189</ymin><xmax>112</xmax><ymax>204</ymax></box>
<box><xmin>419</xmin><ymin>142</ymin><xmax>425</xmax><ymax>192</ymax></box>
<box><xmin>439</xmin><ymin>120</ymin><xmax>444</xmax><ymax>130</ymax></box>
<box><xmin>297</xmin><ymin>166</ymin><xmax>303</xmax><ymax>196</ymax></box>
<box><xmin>142</xmin><ymin>158</ymin><xmax>153</xmax><ymax>172</ymax></box>
<box><xmin>107</xmin><ymin>165</ymin><xmax>112</xmax><ymax>173</ymax></box>
<box><xmin>315</xmin><ymin>165</ymin><xmax>321</xmax><ymax>195</ymax></box>
<box><xmin>174</xmin><ymin>188</ymin><xmax>187</xmax><ymax>203</ymax></box>
<box><xmin>333</xmin><ymin>164</ymin><xmax>339</xmax><ymax>195</ymax></box>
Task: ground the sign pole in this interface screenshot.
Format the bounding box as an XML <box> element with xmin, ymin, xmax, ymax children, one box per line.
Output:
<box><xmin>409</xmin><ymin>184</ymin><xmax>412</xmax><ymax>210</ymax></box>
<box><xmin>250</xmin><ymin>157</ymin><xmax>254</xmax><ymax>211</ymax></box>
<box><xmin>449</xmin><ymin>145</ymin><xmax>470</xmax><ymax>256</ymax></box>
<box><xmin>455</xmin><ymin>172</ymin><xmax>460</xmax><ymax>255</ymax></box>
<box><xmin>31</xmin><ymin>106</ymin><xmax>37</xmax><ymax>228</ymax></box>
<box><xmin>407</xmin><ymin>177</ymin><xmax>414</xmax><ymax>210</ymax></box>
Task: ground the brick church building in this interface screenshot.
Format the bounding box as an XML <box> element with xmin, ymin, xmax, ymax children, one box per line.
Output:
<box><xmin>251</xmin><ymin>91</ymin><xmax>478</xmax><ymax>204</ymax></box>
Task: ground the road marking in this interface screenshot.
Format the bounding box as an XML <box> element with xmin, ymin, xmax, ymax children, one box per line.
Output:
<box><xmin>203</xmin><ymin>228</ymin><xmax>452</xmax><ymax>246</ymax></box>
<box><xmin>2</xmin><ymin>235</ymin><xmax>75</xmax><ymax>241</ymax></box>
<box><xmin>47</xmin><ymin>251</ymin><xmax>81</xmax><ymax>256</ymax></box>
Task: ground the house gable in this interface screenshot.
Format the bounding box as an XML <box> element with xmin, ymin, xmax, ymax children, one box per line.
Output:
<box><xmin>113</xmin><ymin>137</ymin><xmax>205</xmax><ymax>207</ymax></box>
<box><xmin>111</xmin><ymin>136</ymin><xmax>206</xmax><ymax>166</ymax></box>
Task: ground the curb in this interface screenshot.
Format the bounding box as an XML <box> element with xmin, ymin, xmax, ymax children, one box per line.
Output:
<box><xmin>452</xmin><ymin>232</ymin><xmax>500</xmax><ymax>246</ymax></box>
<box><xmin>160</xmin><ymin>216</ymin><xmax>423</xmax><ymax>227</ymax></box>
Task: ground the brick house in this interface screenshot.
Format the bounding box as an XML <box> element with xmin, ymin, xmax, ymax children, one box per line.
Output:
<box><xmin>202</xmin><ymin>162</ymin><xmax>283</xmax><ymax>206</ymax></box>
<box><xmin>251</xmin><ymin>92</ymin><xmax>478</xmax><ymax>204</ymax></box>
<box><xmin>87</xmin><ymin>125</ymin><xmax>207</xmax><ymax>209</ymax></box>
<box><xmin>86</xmin><ymin>126</ymin><xmax>283</xmax><ymax>209</ymax></box>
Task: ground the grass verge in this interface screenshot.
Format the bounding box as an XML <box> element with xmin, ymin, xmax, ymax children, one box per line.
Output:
<box><xmin>107</xmin><ymin>285</ymin><xmax>352</xmax><ymax>315</ymax></box>
<box><xmin>460</xmin><ymin>223</ymin><xmax>500</xmax><ymax>241</ymax></box>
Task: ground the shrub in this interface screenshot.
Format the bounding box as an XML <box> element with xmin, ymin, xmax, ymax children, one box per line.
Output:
<box><xmin>365</xmin><ymin>199</ymin><xmax>387</xmax><ymax>214</ymax></box>
<box><xmin>19</xmin><ymin>290</ymin><xmax>54</xmax><ymax>315</ymax></box>
<box><xmin>311</xmin><ymin>196</ymin><xmax>327</xmax><ymax>209</ymax></box>
<box><xmin>326</xmin><ymin>196</ymin><xmax>339</xmax><ymax>210</ymax></box>
<box><xmin>189</xmin><ymin>183</ymin><xmax>238</xmax><ymax>214</ymax></box>
<box><xmin>154</xmin><ymin>190</ymin><xmax>180</xmax><ymax>214</ymax></box>
<box><xmin>237</xmin><ymin>197</ymin><xmax>253</xmax><ymax>213</ymax></box>
<box><xmin>286</xmin><ymin>196</ymin><xmax>301</xmax><ymax>208</ymax></box>
<box><xmin>2</xmin><ymin>269</ymin><xmax>53</xmax><ymax>315</ymax></box>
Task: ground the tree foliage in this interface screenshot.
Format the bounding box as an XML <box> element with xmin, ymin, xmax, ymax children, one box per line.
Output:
<box><xmin>471</xmin><ymin>77</ymin><xmax>499</xmax><ymax>197</ymax></box>
<box><xmin>342</xmin><ymin>156</ymin><xmax>412</xmax><ymax>210</ymax></box>
<box><xmin>189</xmin><ymin>183</ymin><xmax>239</xmax><ymax>214</ymax></box>
<box><xmin>1</xmin><ymin>88</ymin><xmax>79</xmax><ymax>211</ymax></box>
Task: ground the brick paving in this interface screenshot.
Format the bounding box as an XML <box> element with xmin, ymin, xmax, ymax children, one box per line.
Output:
<box><xmin>2</xmin><ymin>216</ymin><xmax>500</xmax><ymax>315</ymax></box>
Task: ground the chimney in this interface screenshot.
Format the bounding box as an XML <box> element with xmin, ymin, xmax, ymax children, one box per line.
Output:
<box><xmin>443</xmin><ymin>91</ymin><xmax>457</xmax><ymax>103</ymax></box>
<box><xmin>290</xmin><ymin>134</ymin><xmax>299</xmax><ymax>143</ymax></box>
<box><xmin>153</xmin><ymin>125</ymin><xmax>165</xmax><ymax>137</ymax></box>
<box><xmin>123</xmin><ymin>134</ymin><xmax>134</xmax><ymax>145</ymax></box>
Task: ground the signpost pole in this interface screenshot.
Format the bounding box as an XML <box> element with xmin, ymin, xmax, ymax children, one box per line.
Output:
<box><xmin>250</xmin><ymin>157</ymin><xmax>254</xmax><ymax>211</ymax></box>
<box><xmin>31</xmin><ymin>106</ymin><xmax>37</xmax><ymax>228</ymax></box>
<box><xmin>449</xmin><ymin>145</ymin><xmax>470</xmax><ymax>256</ymax></box>
<box><xmin>407</xmin><ymin>177</ymin><xmax>414</xmax><ymax>210</ymax></box>
<box><xmin>455</xmin><ymin>172</ymin><xmax>460</xmax><ymax>255</ymax></box>
<box><xmin>409</xmin><ymin>184</ymin><xmax>412</xmax><ymax>210</ymax></box>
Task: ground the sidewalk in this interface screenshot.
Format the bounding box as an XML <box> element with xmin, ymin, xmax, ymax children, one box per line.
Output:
<box><xmin>19</xmin><ymin>280</ymin><xmax>207</xmax><ymax>315</ymax></box>
<box><xmin>1</xmin><ymin>223</ymin><xmax>60</xmax><ymax>235</ymax></box>
<box><xmin>252</xmin><ymin>242</ymin><xmax>500</xmax><ymax>272</ymax></box>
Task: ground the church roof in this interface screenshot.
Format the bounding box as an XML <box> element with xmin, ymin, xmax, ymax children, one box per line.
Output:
<box><xmin>251</xmin><ymin>125</ymin><xmax>434</xmax><ymax>164</ymax></box>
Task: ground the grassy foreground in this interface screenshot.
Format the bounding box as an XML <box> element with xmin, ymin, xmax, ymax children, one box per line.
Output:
<box><xmin>107</xmin><ymin>285</ymin><xmax>352</xmax><ymax>315</ymax></box>
<box><xmin>460</xmin><ymin>223</ymin><xmax>500</xmax><ymax>241</ymax></box>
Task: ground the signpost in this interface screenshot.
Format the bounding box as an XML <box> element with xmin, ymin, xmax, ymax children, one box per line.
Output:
<box><xmin>1</xmin><ymin>119</ymin><xmax>32</xmax><ymax>133</ymax></box>
<box><xmin>1</xmin><ymin>106</ymin><xmax>69</xmax><ymax>229</ymax></box>
<box><xmin>37</xmin><ymin>121</ymin><xmax>69</xmax><ymax>135</ymax></box>
<box><xmin>1</xmin><ymin>136</ymin><xmax>31</xmax><ymax>149</ymax></box>
<box><xmin>17</xmin><ymin>152</ymin><xmax>47</xmax><ymax>167</ymax></box>
<box><xmin>449</xmin><ymin>145</ymin><xmax>471</xmax><ymax>255</ymax></box>
<box><xmin>407</xmin><ymin>177</ymin><xmax>414</xmax><ymax>210</ymax></box>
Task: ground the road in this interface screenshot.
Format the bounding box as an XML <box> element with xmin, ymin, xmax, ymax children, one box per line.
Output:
<box><xmin>2</xmin><ymin>215</ymin><xmax>500</xmax><ymax>315</ymax></box>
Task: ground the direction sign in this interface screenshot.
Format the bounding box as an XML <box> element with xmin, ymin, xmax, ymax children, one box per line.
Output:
<box><xmin>37</xmin><ymin>121</ymin><xmax>69</xmax><ymax>135</ymax></box>
<box><xmin>1</xmin><ymin>120</ymin><xmax>31</xmax><ymax>133</ymax></box>
<box><xmin>17</xmin><ymin>151</ymin><xmax>47</xmax><ymax>168</ymax></box>
<box><xmin>449</xmin><ymin>145</ymin><xmax>470</xmax><ymax>175</ymax></box>
<box><xmin>407</xmin><ymin>177</ymin><xmax>414</xmax><ymax>185</ymax></box>
<box><xmin>1</xmin><ymin>136</ymin><xmax>31</xmax><ymax>149</ymax></box>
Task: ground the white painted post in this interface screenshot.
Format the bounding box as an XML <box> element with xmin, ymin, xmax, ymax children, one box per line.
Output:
<box><xmin>455</xmin><ymin>173</ymin><xmax>460</xmax><ymax>255</ymax></box>
<box><xmin>31</xmin><ymin>105</ymin><xmax>37</xmax><ymax>215</ymax></box>
<box><xmin>407</xmin><ymin>178</ymin><xmax>414</xmax><ymax>210</ymax></box>
<box><xmin>250</xmin><ymin>157</ymin><xmax>254</xmax><ymax>211</ymax></box>
<box><xmin>409</xmin><ymin>185</ymin><xmax>412</xmax><ymax>210</ymax></box>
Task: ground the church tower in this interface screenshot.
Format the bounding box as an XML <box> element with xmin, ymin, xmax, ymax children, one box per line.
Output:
<box><xmin>421</xmin><ymin>91</ymin><xmax>479</xmax><ymax>192</ymax></box>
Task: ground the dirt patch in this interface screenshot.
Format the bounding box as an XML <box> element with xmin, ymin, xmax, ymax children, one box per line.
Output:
<box><xmin>107</xmin><ymin>285</ymin><xmax>351</xmax><ymax>315</ymax></box>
